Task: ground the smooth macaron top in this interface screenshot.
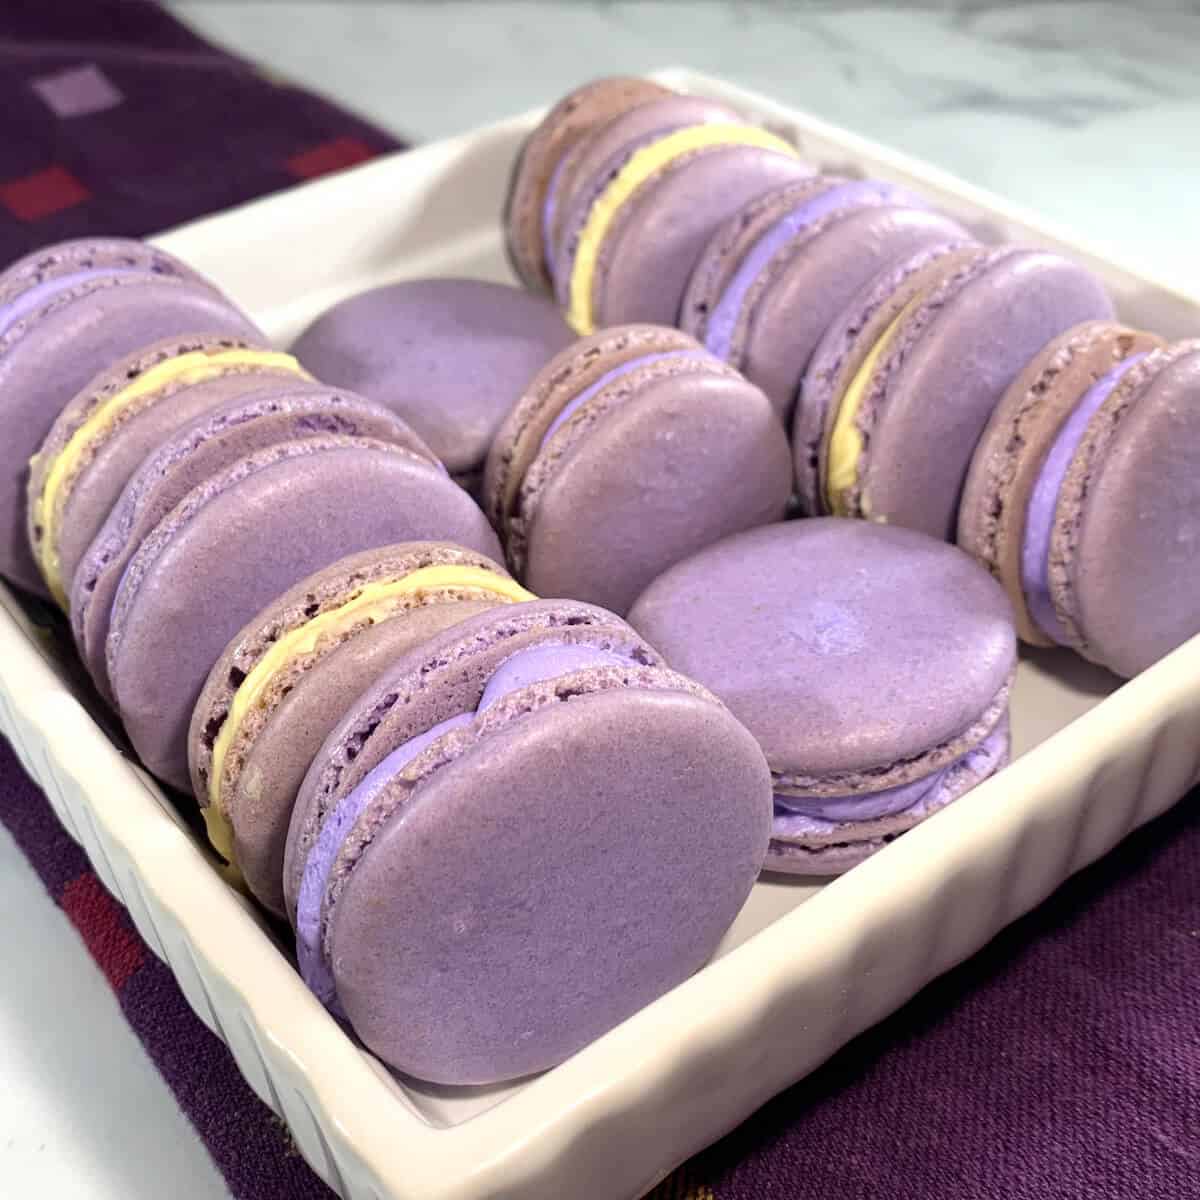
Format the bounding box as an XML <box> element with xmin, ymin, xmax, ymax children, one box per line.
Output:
<box><xmin>0</xmin><ymin>239</ymin><xmax>259</xmax><ymax>596</ymax></box>
<box><xmin>681</xmin><ymin>178</ymin><xmax>968</xmax><ymax>426</ymax></box>
<box><xmin>105</xmin><ymin>431</ymin><xmax>501</xmax><ymax>792</ymax></box>
<box><xmin>504</xmin><ymin>76</ymin><xmax>671</xmax><ymax>292</ymax></box>
<box><xmin>809</xmin><ymin>243</ymin><xmax>1115</xmax><ymax>540</ymax></box>
<box><xmin>484</xmin><ymin>323</ymin><xmax>793</xmax><ymax>614</ymax></box>
<box><xmin>958</xmin><ymin>320</ymin><xmax>1166</xmax><ymax>646</ymax></box>
<box><xmin>27</xmin><ymin>331</ymin><xmax>306</xmax><ymax>607</ymax></box>
<box><xmin>291</xmin><ymin>278</ymin><xmax>574</xmax><ymax>491</ymax></box>
<box><xmin>628</xmin><ymin>519</ymin><xmax>1016</xmax><ymax>789</ymax></box>
<box><xmin>189</xmin><ymin>540</ymin><xmax>531</xmax><ymax>913</ymax></box>
<box><xmin>284</xmin><ymin>598</ymin><xmax>772</xmax><ymax>1084</ymax></box>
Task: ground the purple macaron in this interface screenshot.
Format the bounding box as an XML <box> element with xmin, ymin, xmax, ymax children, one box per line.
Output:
<box><xmin>282</xmin><ymin>598</ymin><xmax>772</xmax><ymax>1084</ymax></box>
<box><xmin>628</xmin><ymin>519</ymin><xmax>1016</xmax><ymax>874</ymax></box>
<box><xmin>960</xmin><ymin>322</ymin><xmax>1200</xmax><ymax>678</ymax></box>
<box><xmin>291</xmin><ymin>279</ymin><xmax>575</xmax><ymax>496</ymax></box>
<box><xmin>797</xmin><ymin>242</ymin><xmax>1115</xmax><ymax>538</ymax></box>
<box><xmin>484</xmin><ymin>324</ymin><xmax>793</xmax><ymax>614</ymax></box>
<box><xmin>680</xmin><ymin>176</ymin><xmax>971</xmax><ymax>425</ymax></box>
<box><xmin>0</xmin><ymin>237</ymin><xmax>259</xmax><ymax>596</ymax></box>
<box><xmin>104</xmin><ymin>423</ymin><xmax>500</xmax><ymax>792</ymax></box>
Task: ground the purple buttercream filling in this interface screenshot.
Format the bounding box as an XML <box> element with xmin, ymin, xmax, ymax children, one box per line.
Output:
<box><xmin>0</xmin><ymin>267</ymin><xmax>151</xmax><ymax>339</ymax></box>
<box><xmin>704</xmin><ymin>180</ymin><xmax>917</xmax><ymax>360</ymax></box>
<box><xmin>772</xmin><ymin>721</ymin><xmax>1009</xmax><ymax>839</ymax></box>
<box><xmin>296</xmin><ymin>640</ymin><xmax>640</xmax><ymax>1005</ymax></box>
<box><xmin>540</xmin><ymin>349</ymin><xmax>709</xmax><ymax>447</ymax></box>
<box><xmin>1021</xmin><ymin>354</ymin><xmax>1146</xmax><ymax>644</ymax></box>
<box><xmin>540</xmin><ymin>153</ymin><xmax>571</xmax><ymax>278</ymax></box>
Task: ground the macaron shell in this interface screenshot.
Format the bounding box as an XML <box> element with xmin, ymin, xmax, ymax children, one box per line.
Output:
<box><xmin>483</xmin><ymin>323</ymin><xmax>698</xmax><ymax>530</ymax></box>
<box><xmin>70</xmin><ymin>387</ymin><xmax>427</xmax><ymax>703</ymax></box>
<box><xmin>795</xmin><ymin>241</ymin><xmax>981</xmax><ymax>515</ymax></box>
<box><xmin>1055</xmin><ymin>345</ymin><xmax>1200</xmax><ymax>677</ymax></box>
<box><xmin>54</xmin><ymin>372</ymin><xmax>311</xmax><ymax>605</ymax></box>
<box><xmin>504</xmin><ymin>76</ymin><xmax>670</xmax><ymax>292</ymax></box>
<box><xmin>329</xmin><ymin>685</ymin><xmax>771</xmax><ymax>1084</ymax></box>
<box><xmin>957</xmin><ymin>322</ymin><xmax>1164</xmax><ymax>645</ymax></box>
<box><xmin>547</xmin><ymin>95</ymin><xmax>738</xmax><ymax>267</ymax></box>
<box><xmin>229</xmin><ymin>597</ymin><xmax>499</xmax><ymax>916</ymax></box>
<box><xmin>766</xmin><ymin>715</ymin><xmax>1010</xmax><ymax>875</ymax></box>
<box><xmin>290</xmin><ymin>279</ymin><xmax>574</xmax><ymax>478</ymax></box>
<box><xmin>518</xmin><ymin>367</ymin><xmax>793</xmax><ymax>614</ymax></box>
<box><xmin>627</xmin><ymin>519</ymin><xmax>1015</xmax><ymax>783</ymax></box>
<box><xmin>107</xmin><ymin>441</ymin><xmax>500</xmax><ymax>790</ymax></box>
<box><xmin>0</xmin><ymin>278</ymin><xmax>259</xmax><ymax>595</ymax></box>
<box><xmin>734</xmin><ymin>206</ymin><xmax>970</xmax><ymax>424</ymax></box>
<box><xmin>283</xmin><ymin>599</ymin><xmax>655</xmax><ymax>923</ymax></box>
<box><xmin>591</xmin><ymin>144</ymin><xmax>810</xmax><ymax>328</ymax></box>
<box><xmin>850</xmin><ymin>248</ymin><xmax>1114</xmax><ymax>540</ymax></box>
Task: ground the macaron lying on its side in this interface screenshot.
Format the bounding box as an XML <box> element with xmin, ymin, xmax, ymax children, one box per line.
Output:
<box><xmin>291</xmin><ymin>279</ymin><xmax>574</xmax><ymax>496</ymax></box>
<box><xmin>484</xmin><ymin>324</ymin><xmax>793</xmax><ymax>614</ymax></box>
<box><xmin>28</xmin><ymin>332</ymin><xmax>309</xmax><ymax>608</ymax></box>
<box><xmin>796</xmin><ymin>242</ymin><xmax>1115</xmax><ymax>538</ymax></box>
<box><xmin>504</xmin><ymin>75</ymin><xmax>672</xmax><ymax>292</ymax></box>
<box><xmin>189</xmin><ymin>542</ymin><xmax>532</xmax><ymax>915</ymax></box>
<box><xmin>680</xmin><ymin>177</ymin><xmax>971</xmax><ymax>426</ymax></box>
<box><xmin>283</xmin><ymin>598</ymin><xmax>773</xmax><ymax>1084</ymax></box>
<box><xmin>0</xmin><ymin>237</ymin><xmax>260</xmax><ymax>595</ymax></box>
<box><xmin>959</xmin><ymin>324</ymin><xmax>1200</xmax><ymax>678</ymax></box>
<box><xmin>628</xmin><ymin>519</ymin><xmax>1017</xmax><ymax>874</ymax></box>
<box><xmin>71</xmin><ymin>385</ymin><xmax>434</xmax><ymax>705</ymax></box>
<box><xmin>105</xmin><ymin>427</ymin><xmax>501</xmax><ymax>792</ymax></box>
<box><xmin>551</xmin><ymin>114</ymin><xmax>809</xmax><ymax>332</ymax></box>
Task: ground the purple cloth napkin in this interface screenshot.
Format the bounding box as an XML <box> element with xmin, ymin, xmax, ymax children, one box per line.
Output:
<box><xmin>1</xmin><ymin>4</ymin><xmax>1198</xmax><ymax>1199</ymax></box>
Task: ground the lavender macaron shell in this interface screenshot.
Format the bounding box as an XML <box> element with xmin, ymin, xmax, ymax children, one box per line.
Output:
<box><xmin>520</xmin><ymin>365</ymin><xmax>793</xmax><ymax>614</ymax></box>
<box><xmin>592</xmin><ymin>144</ymin><xmax>812</xmax><ymax>329</ymax></box>
<box><xmin>328</xmin><ymin>678</ymin><xmax>772</xmax><ymax>1084</ymax></box>
<box><xmin>627</xmin><ymin>519</ymin><xmax>1015</xmax><ymax>782</ymax></box>
<box><xmin>767</xmin><ymin>716</ymin><xmax>1010</xmax><ymax>875</ymax></box>
<box><xmin>735</xmin><ymin>206</ymin><xmax>970</xmax><ymax>425</ymax></box>
<box><xmin>229</xmin><ymin>597</ymin><xmax>500</xmax><ymax>917</ymax></box>
<box><xmin>71</xmin><ymin>386</ymin><xmax>430</xmax><ymax>703</ymax></box>
<box><xmin>1064</xmin><ymin>345</ymin><xmax>1200</xmax><ymax>677</ymax></box>
<box><xmin>0</xmin><ymin>277</ymin><xmax>259</xmax><ymax>595</ymax></box>
<box><xmin>56</xmin><ymin>370</ymin><xmax>307</xmax><ymax>604</ymax></box>
<box><xmin>853</xmin><ymin>247</ymin><xmax>1114</xmax><ymax>540</ymax></box>
<box><xmin>291</xmin><ymin>279</ymin><xmax>574</xmax><ymax>483</ymax></box>
<box><xmin>106</xmin><ymin>439</ymin><xmax>500</xmax><ymax>790</ymax></box>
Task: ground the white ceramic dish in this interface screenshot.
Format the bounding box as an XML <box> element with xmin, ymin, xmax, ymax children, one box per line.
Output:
<box><xmin>1</xmin><ymin>69</ymin><xmax>1198</xmax><ymax>1200</ymax></box>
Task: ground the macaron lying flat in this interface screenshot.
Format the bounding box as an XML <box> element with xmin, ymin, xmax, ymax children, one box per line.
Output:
<box><xmin>0</xmin><ymin>237</ymin><xmax>259</xmax><ymax>595</ymax></box>
<box><xmin>283</xmin><ymin>599</ymin><xmax>772</xmax><ymax>1084</ymax></box>
<box><xmin>680</xmin><ymin>177</ymin><xmax>970</xmax><ymax>425</ymax></box>
<box><xmin>798</xmin><ymin>242</ymin><xmax>1115</xmax><ymax>539</ymax></box>
<box><xmin>28</xmin><ymin>332</ymin><xmax>309</xmax><ymax>607</ymax></box>
<box><xmin>484</xmin><ymin>324</ymin><xmax>793</xmax><ymax>614</ymax></box>
<box><xmin>190</xmin><ymin>542</ymin><xmax>532</xmax><ymax>915</ymax></box>
<box><xmin>505</xmin><ymin>75</ymin><xmax>671</xmax><ymax>292</ymax></box>
<box><xmin>105</xmin><ymin>433</ymin><xmax>501</xmax><ymax>791</ymax></box>
<box><xmin>291</xmin><ymin>279</ymin><xmax>574</xmax><ymax>495</ymax></box>
<box><xmin>628</xmin><ymin>520</ymin><xmax>1016</xmax><ymax>874</ymax></box>
<box><xmin>959</xmin><ymin>324</ymin><xmax>1200</xmax><ymax>678</ymax></box>
<box><xmin>554</xmin><ymin>119</ymin><xmax>808</xmax><ymax>333</ymax></box>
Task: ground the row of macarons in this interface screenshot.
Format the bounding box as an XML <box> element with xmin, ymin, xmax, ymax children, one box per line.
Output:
<box><xmin>503</xmin><ymin>76</ymin><xmax>1200</xmax><ymax>677</ymax></box>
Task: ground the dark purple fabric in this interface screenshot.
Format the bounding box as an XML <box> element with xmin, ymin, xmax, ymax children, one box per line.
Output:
<box><xmin>0</xmin><ymin>0</ymin><xmax>402</xmax><ymax>262</ymax></box>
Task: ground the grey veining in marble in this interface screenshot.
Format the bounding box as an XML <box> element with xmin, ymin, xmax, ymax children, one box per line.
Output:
<box><xmin>169</xmin><ymin>1</ymin><xmax>1200</xmax><ymax>295</ymax></box>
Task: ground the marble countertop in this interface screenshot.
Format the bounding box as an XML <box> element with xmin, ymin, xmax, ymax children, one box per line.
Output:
<box><xmin>4</xmin><ymin>4</ymin><xmax>1197</xmax><ymax>1200</ymax></box>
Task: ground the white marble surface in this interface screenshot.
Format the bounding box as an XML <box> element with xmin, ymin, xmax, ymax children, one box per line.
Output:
<box><xmin>4</xmin><ymin>4</ymin><xmax>1199</xmax><ymax>1200</ymax></box>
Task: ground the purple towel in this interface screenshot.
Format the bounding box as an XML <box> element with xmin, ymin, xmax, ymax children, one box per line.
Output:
<box><xmin>1</xmin><ymin>4</ymin><xmax>1198</xmax><ymax>1199</ymax></box>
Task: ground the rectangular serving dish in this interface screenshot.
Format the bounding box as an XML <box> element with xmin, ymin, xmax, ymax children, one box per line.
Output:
<box><xmin>2</xmin><ymin>69</ymin><xmax>1199</xmax><ymax>1200</ymax></box>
